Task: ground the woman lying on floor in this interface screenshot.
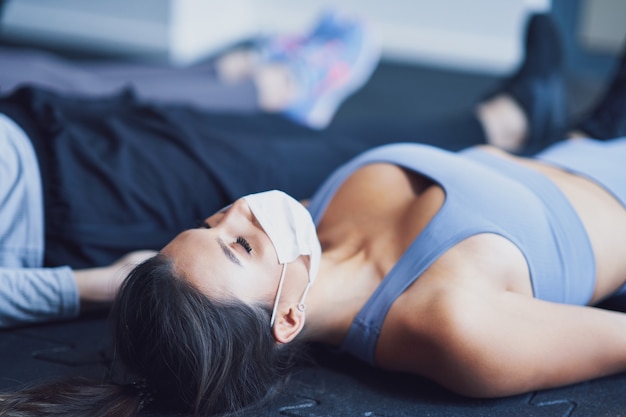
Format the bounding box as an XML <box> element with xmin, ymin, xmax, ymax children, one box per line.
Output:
<box><xmin>2</xmin><ymin>11</ymin><xmax>626</xmax><ymax>417</ymax></box>
<box><xmin>0</xmin><ymin>11</ymin><xmax>565</xmax><ymax>326</ymax></box>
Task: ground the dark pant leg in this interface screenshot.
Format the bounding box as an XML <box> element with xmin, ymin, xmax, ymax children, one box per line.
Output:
<box><xmin>79</xmin><ymin>59</ymin><xmax>260</xmax><ymax>112</ymax></box>
<box><xmin>0</xmin><ymin>46</ymin><xmax>259</xmax><ymax>112</ymax></box>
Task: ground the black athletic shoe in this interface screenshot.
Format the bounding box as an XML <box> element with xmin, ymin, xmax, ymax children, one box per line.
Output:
<box><xmin>487</xmin><ymin>13</ymin><xmax>567</xmax><ymax>154</ymax></box>
<box><xmin>573</xmin><ymin>45</ymin><xmax>626</xmax><ymax>140</ymax></box>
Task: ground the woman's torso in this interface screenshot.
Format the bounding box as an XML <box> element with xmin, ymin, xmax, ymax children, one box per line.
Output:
<box><xmin>310</xmin><ymin>141</ymin><xmax>626</xmax><ymax>366</ymax></box>
<box><xmin>481</xmin><ymin>145</ymin><xmax>626</xmax><ymax>300</ymax></box>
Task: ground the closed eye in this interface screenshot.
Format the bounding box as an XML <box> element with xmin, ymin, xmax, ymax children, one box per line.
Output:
<box><xmin>236</xmin><ymin>236</ymin><xmax>252</xmax><ymax>253</ymax></box>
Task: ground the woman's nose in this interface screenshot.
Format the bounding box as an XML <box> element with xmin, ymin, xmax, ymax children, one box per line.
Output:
<box><xmin>219</xmin><ymin>198</ymin><xmax>250</xmax><ymax>226</ymax></box>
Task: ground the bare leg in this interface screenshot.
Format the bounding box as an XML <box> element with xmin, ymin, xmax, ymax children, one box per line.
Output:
<box><xmin>477</xmin><ymin>14</ymin><xmax>566</xmax><ymax>154</ymax></box>
<box><xmin>253</xmin><ymin>65</ymin><xmax>298</xmax><ymax>112</ymax></box>
<box><xmin>215</xmin><ymin>49</ymin><xmax>262</xmax><ymax>83</ymax></box>
<box><xmin>216</xmin><ymin>51</ymin><xmax>300</xmax><ymax>113</ymax></box>
<box><xmin>476</xmin><ymin>95</ymin><xmax>528</xmax><ymax>152</ymax></box>
<box><xmin>214</xmin><ymin>11</ymin><xmax>381</xmax><ymax>129</ymax></box>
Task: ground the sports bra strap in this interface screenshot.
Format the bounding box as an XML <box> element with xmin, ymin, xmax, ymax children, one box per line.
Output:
<box><xmin>340</xmin><ymin>198</ymin><xmax>502</xmax><ymax>365</ymax></box>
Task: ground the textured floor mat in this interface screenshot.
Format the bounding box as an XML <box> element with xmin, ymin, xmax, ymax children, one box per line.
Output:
<box><xmin>2</xmin><ymin>315</ymin><xmax>625</xmax><ymax>417</ymax></box>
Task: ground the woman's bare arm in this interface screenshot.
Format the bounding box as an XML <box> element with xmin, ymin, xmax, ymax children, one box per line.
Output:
<box><xmin>74</xmin><ymin>250</ymin><xmax>157</xmax><ymax>308</ymax></box>
<box><xmin>379</xmin><ymin>284</ymin><xmax>626</xmax><ymax>397</ymax></box>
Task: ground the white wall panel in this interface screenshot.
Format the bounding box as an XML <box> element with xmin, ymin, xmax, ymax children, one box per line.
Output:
<box><xmin>1</xmin><ymin>0</ymin><xmax>556</xmax><ymax>73</ymax></box>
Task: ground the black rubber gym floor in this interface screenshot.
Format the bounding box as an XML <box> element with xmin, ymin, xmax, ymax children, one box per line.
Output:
<box><xmin>2</xmin><ymin>308</ymin><xmax>626</xmax><ymax>416</ymax></box>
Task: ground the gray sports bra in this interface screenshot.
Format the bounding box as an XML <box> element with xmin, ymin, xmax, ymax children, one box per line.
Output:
<box><xmin>306</xmin><ymin>143</ymin><xmax>594</xmax><ymax>365</ymax></box>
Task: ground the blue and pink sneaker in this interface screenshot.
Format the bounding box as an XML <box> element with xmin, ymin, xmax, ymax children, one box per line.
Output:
<box><xmin>262</xmin><ymin>11</ymin><xmax>380</xmax><ymax>129</ymax></box>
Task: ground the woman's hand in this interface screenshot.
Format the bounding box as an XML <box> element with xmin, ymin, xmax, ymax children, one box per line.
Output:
<box><xmin>73</xmin><ymin>250</ymin><xmax>157</xmax><ymax>307</ymax></box>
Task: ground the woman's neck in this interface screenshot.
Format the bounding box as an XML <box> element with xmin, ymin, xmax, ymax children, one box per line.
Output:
<box><xmin>300</xmin><ymin>244</ymin><xmax>381</xmax><ymax>346</ymax></box>
<box><xmin>299</xmin><ymin>164</ymin><xmax>438</xmax><ymax>345</ymax></box>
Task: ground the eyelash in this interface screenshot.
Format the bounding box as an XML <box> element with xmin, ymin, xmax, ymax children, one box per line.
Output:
<box><xmin>200</xmin><ymin>221</ymin><xmax>251</xmax><ymax>254</ymax></box>
<box><xmin>236</xmin><ymin>236</ymin><xmax>252</xmax><ymax>254</ymax></box>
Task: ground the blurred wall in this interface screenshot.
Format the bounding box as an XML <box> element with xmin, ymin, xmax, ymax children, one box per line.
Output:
<box><xmin>1</xmin><ymin>0</ymin><xmax>624</xmax><ymax>76</ymax></box>
<box><xmin>1</xmin><ymin>0</ymin><xmax>549</xmax><ymax>73</ymax></box>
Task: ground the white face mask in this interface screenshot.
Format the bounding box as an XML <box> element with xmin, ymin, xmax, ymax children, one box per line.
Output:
<box><xmin>242</xmin><ymin>190</ymin><xmax>321</xmax><ymax>327</ymax></box>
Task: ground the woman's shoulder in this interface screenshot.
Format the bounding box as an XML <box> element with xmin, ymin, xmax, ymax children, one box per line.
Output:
<box><xmin>376</xmin><ymin>232</ymin><xmax>534</xmax><ymax>349</ymax></box>
<box><xmin>372</xmin><ymin>242</ymin><xmax>526</xmax><ymax>369</ymax></box>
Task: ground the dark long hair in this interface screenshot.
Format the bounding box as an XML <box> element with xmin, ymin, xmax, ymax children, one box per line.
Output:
<box><xmin>0</xmin><ymin>255</ymin><xmax>301</xmax><ymax>417</ymax></box>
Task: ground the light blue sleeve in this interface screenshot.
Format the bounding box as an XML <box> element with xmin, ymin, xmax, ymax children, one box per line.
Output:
<box><xmin>0</xmin><ymin>266</ymin><xmax>80</xmax><ymax>327</ymax></box>
<box><xmin>0</xmin><ymin>114</ymin><xmax>80</xmax><ymax>327</ymax></box>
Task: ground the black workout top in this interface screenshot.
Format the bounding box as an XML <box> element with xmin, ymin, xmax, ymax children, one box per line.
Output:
<box><xmin>0</xmin><ymin>86</ymin><xmax>362</xmax><ymax>267</ymax></box>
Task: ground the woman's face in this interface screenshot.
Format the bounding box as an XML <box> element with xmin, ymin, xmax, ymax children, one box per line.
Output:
<box><xmin>161</xmin><ymin>197</ymin><xmax>310</xmax><ymax>306</ymax></box>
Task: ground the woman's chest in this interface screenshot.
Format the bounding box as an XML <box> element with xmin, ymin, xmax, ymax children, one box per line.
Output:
<box><xmin>317</xmin><ymin>163</ymin><xmax>533</xmax><ymax>289</ymax></box>
<box><xmin>320</xmin><ymin>163</ymin><xmax>535</xmax><ymax>359</ymax></box>
<box><xmin>316</xmin><ymin>163</ymin><xmax>443</xmax><ymax>280</ymax></box>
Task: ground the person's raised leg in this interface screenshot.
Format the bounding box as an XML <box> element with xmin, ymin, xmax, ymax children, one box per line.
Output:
<box><xmin>213</xmin><ymin>11</ymin><xmax>381</xmax><ymax>128</ymax></box>
<box><xmin>477</xmin><ymin>13</ymin><xmax>567</xmax><ymax>154</ymax></box>
<box><xmin>569</xmin><ymin>44</ymin><xmax>626</xmax><ymax>140</ymax></box>
<box><xmin>329</xmin><ymin>13</ymin><xmax>567</xmax><ymax>154</ymax></box>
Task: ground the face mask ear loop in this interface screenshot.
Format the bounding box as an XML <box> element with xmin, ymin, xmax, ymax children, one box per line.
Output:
<box><xmin>270</xmin><ymin>264</ymin><xmax>288</xmax><ymax>328</ymax></box>
<box><xmin>297</xmin><ymin>281</ymin><xmax>313</xmax><ymax>312</ymax></box>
